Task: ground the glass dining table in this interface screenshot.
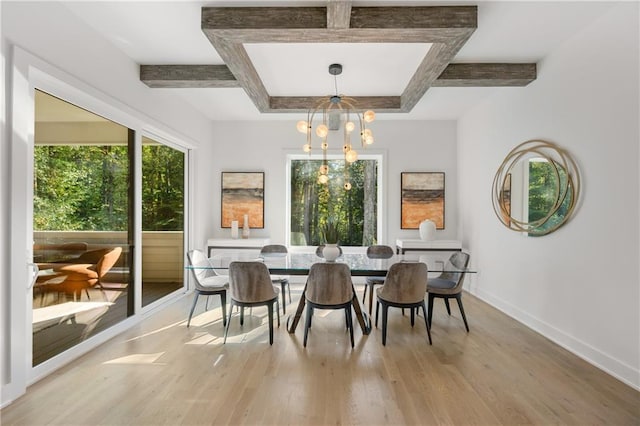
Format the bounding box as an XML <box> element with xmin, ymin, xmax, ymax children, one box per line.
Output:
<box><xmin>198</xmin><ymin>251</ymin><xmax>476</xmax><ymax>335</ymax></box>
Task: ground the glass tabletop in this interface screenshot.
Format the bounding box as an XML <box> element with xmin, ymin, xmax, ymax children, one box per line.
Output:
<box><xmin>189</xmin><ymin>250</ymin><xmax>475</xmax><ymax>276</ymax></box>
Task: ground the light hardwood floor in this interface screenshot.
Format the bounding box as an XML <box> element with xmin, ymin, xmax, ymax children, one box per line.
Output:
<box><xmin>2</xmin><ymin>283</ymin><xmax>639</xmax><ymax>425</ymax></box>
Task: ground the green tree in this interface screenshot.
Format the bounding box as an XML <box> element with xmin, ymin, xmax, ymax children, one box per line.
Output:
<box><xmin>528</xmin><ymin>160</ymin><xmax>572</xmax><ymax>234</ymax></box>
<box><xmin>290</xmin><ymin>158</ymin><xmax>377</xmax><ymax>246</ymax></box>
<box><xmin>141</xmin><ymin>144</ymin><xmax>185</xmax><ymax>231</ymax></box>
<box><xmin>34</xmin><ymin>143</ymin><xmax>185</xmax><ymax>232</ymax></box>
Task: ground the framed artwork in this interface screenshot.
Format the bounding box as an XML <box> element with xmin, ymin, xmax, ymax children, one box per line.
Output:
<box><xmin>221</xmin><ymin>172</ymin><xmax>264</xmax><ymax>228</ymax></box>
<box><xmin>401</xmin><ymin>172</ymin><xmax>445</xmax><ymax>229</ymax></box>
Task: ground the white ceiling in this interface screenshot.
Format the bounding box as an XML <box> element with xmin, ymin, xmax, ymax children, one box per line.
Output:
<box><xmin>61</xmin><ymin>1</ymin><xmax>617</xmax><ymax>121</ymax></box>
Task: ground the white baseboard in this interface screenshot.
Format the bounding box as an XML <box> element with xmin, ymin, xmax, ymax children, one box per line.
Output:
<box><xmin>469</xmin><ymin>287</ymin><xmax>640</xmax><ymax>391</ymax></box>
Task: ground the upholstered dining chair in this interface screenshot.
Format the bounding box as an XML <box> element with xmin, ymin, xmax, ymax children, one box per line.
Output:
<box><xmin>427</xmin><ymin>252</ymin><xmax>471</xmax><ymax>332</ymax></box>
<box><xmin>259</xmin><ymin>244</ymin><xmax>291</xmax><ymax>314</ymax></box>
<box><xmin>375</xmin><ymin>261</ymin><xmax>431</xmax><ymax>346</ymax></box>
<box><xmin>303</xmin><ymin>262</ymin><xmax>355</xmax><ymax>348</ymax></box>
<box><xmin>186</xmin><ymin>249</ymin><xmax>228</xmax><ymax>328</ymax></box>
<box><xmin>224</xmin><ymin>261</ymin><xmax>280</xmax><ymax>345</ymax></box>
<box><xmin>362</xmin><ymin>245</ymin><xmax>395</xmax><ymax>314</ymax></box>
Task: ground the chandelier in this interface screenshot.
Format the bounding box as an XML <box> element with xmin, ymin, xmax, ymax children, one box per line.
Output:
<box><xmin>296</xmin><ymin>63</ymin><xmax>375</xmax><ymax>190</ymax></box>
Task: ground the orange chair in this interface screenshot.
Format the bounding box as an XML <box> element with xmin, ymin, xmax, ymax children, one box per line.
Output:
<box><xmin>38</xmin><ymin>247</ymin><xmax>122</xmax><ymax>301</ymax></box>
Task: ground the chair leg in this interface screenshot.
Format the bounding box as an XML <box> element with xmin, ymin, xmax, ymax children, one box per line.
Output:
<box><xmin>428</xmin><ymin>293</ymin><xmax>435</xmax><ymax>329</ymax></box>
<box><xmin>381</xmin><ymin>303</ymin><xmax>389</xmax><ymax>346</ymax></box>
<box><xmin>220</xmin><ymin>292</ymin><xmax>227</xmax><ymax>327</ymax></box>
<box><xmin>375</xmin><ymin>300</ymin><xmax>380</xmax><ymax>328</ymax></box>
<box><xmin>410</xmin><ymin>306</ymin><xmax>415</xmax><ymax>327</ymax></box>
<box><xmin>345</xmin><ymin>309</ymin><xmax>349</xmax><ymax>329</ymax></box>
<box><xmin>303</xmin><ymin>305</ymin><xmax>313</xmax><ymax>347</ymax></box>
<box><xmin>280</xmin><ymin>282</ymin><xmax>287</xmax><ymax>315</ymax></box>
<box><xmin>368</xmin><ymin>284</ymin><xmax>374</xmax><ymax>314</ymax></box>
<box><xmin>205</xmin><ymin>295</ymin><xmax>210</xmax><ymax>311</ymax></box>
<box><xmin>346</xmin><ymin>306</ymin><xmax>354</xmax><ymax>348</ymax></box>
<box><xmin>268</xmin><ymin>301</ymin><xmax>274</xmax><ymax>345</ymax></box>
<box><xmin>362</xmin><ymin>284</ymin><xmax>367</xmax><ymax>304</ymax></box>
<box><xmin>422</xmin><ymin>302</ymin><xmax>432</xmax><ymax>345</ymax></box>
<box><xmin>276</xmin><ymin>299</ymin><xmax>281</xmax><ymax>327</ymax></box>
<box><xmin>223</xmin><ymin>304</ymin><xmax>234</xmax><ymax>344</ymax></box>
<box><xmin>456</xmin><ymin>294</ymin><xmax>470</xmax><ymax>332</ymax></box>
<box><xmin>240</xmin><ymin>307</ymin><xmax>244</xmax><ymax>326</ymax></box>
<box><xmin>444</xmin><ymin>298</ymin><xmax>451</xmax><ymax>315</ymax></box>
<box><xmin>187</xmin><ymin>292</ymin><xmax>200</xmax><ymax>328</ymax></box>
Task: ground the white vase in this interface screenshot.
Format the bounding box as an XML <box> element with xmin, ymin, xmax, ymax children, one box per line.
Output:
<box><xmin>242</xmin><ymin>214</ymin><xmax>250</xmax><ymax>239</ymax></box>
<box><xmin>231</xmin><ymin>220</ymin><xmax>239</xmax><ymax>239</ymax></box>
<box><xmin>419</xmin><ymin>219</ymin><xmax>436</xmax><ymax>241</ymax></box>
<box><xmin>323</xmin><ymin>244</ymin><xmax>340</xmax><ymax>262</ymax></box>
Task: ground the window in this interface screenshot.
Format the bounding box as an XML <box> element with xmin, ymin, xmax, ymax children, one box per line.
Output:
<box><xmin>288</xmin><ymin>153</ymin><xmax>383</xmax><ymax>247</ymax></box>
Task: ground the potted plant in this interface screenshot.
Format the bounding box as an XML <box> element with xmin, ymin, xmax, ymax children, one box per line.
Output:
<box><xmin>322</xmin><ymin>220</ymin><xmax>339</xmax><ymax>245</ymax></box>
<box><xmin>321</xmin><ymin>220</ymin><xmax>341</xmax><ymax>261</ymax></box>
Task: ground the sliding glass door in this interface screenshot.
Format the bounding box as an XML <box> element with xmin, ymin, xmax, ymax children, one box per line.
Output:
<box><xmin>32</xmin><ymin>90</ymin><xmax>133</xmax><ymax>365</ymax></box>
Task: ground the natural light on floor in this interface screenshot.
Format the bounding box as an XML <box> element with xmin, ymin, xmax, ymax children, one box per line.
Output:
<box><xmin>103</xmin><ymin>352</ymin><xmax>167</xmax><ymax>365</ymax></box>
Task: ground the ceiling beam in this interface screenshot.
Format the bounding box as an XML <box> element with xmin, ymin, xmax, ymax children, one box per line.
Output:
<box><xmin>432</xmin><ymin>63</ymin><xmax>537</xmax><ymax>87</ymax></box>
<box><xmin>139</xmin><ymin>63</ymin><xmax>537</xmax><ymax>103</ymax></box>
<box><xmin>269</xmin><ymin>96</ymin><xmax>402</xmax><ymax>113</ymax></box>
<box><xmin>140</xmin><ymin>65</ymin><xmax>239</xmax><ymax>88</ymax></box>
<box><xmin>327</xmin><ymin>0</ymin><xmax>352</xmax><ymax>30</ymax></box>
<box><xmin>200</xmin><ymin>5</ymin><xmax>479</xmax><ymax>113</ymax></box>
<box><xmin>349</xmin><ymin>6</ymin><xmax>477</xmax><ymax>29</ymax></box>
<box><xmin>202</xmin><ymin>7</ymin><xmax>326</xmax><ymax>32</ymax></box>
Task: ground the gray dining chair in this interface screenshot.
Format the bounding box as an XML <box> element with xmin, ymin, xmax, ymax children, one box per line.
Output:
<box><xmin>427</xmin><ymin>252</ymin><xmax>471</xmax><ymax>332</ymax></box>
<box><xmin>362</xmin><ymin>245</ymin><xmax>395</xmax><ymax>314</ymax></box>
<box><xmin>375</xmin><ymin>261</ymin><xmax>431</xmax><ymax>345</ymax></box>
<box><xmin>224</xmin><ymin>261</ymin><xmax>280</xmax><ymax>345</ymax></box>
<box><xmin>187</xmin><ymin>250</ymin><xmax>229</xmax><ymax>328</ymax></box>
<box><xmin>186</xmin><ymin>249</ymin><xmax>228</xmax><ymax>328</ymax></box>
<box><xmin>259</xmin><ymin>244</ymin><xmax>291</xmax><ymax>314</ymax></box>
<box><xmin>303</xmin><ymin>262</ymin><xmax>355</xmax><ymax>348</ymax></box>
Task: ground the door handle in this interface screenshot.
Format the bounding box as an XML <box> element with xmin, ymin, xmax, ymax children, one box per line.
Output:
<box><xmin>27</xmin><ymin>262</ymin><xmax>39</xmax><ymax>290</ymax></box>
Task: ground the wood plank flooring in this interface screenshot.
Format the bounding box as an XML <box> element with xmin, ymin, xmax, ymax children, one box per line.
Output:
<box><xmin>3</xmin><ymin>283</ymin><xmax>639</xmax><ymax>425</ymax></box>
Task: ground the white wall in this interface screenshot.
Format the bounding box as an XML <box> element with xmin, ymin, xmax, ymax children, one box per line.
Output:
<box><xmin>1</xmin><ymin>1</ymin><xmax>212</xmax><ymax>145</ymax></box>
<box><xmin>458</xmin><ymin>3</ymin><xmax>639</xmax><ymax>388</ymax></box>
<box><xmin>193</xmin><ymin>120</ymin><xmax>458</xmax><ymax>250</ymax></box>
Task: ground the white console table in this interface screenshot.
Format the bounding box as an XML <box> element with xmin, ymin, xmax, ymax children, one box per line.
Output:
<box><xmin>395</xmin><ymin>239</ymin><xmax>462</xmax><ymax>254</ymax></box>
<box><xmin>207</xmin><ymin>237</ymin><xmax>271</xmax><ymax>257</ymax></box>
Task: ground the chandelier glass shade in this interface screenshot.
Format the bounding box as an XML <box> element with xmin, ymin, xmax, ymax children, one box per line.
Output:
<box><xmin>296</xmin><ymin>64</ymin><xmax>375</xmax><ymax>190</ymax></box>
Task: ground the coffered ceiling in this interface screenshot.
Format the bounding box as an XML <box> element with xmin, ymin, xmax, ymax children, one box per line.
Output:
<box><xmin>61</xmin><ymin>1</ymin><xmax>617</xmax><ymax>121</ymax></box>
<box><xmin>139</xmin><ymin>3</ymin><xmax>536</xmax><ymax>113</ymax></box>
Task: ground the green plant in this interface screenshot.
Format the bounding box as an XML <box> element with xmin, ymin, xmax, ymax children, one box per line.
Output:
<box><xmin>322</xmin><ymin>220</ymin><xmax>339</xmax><ymax>244</ymax></box>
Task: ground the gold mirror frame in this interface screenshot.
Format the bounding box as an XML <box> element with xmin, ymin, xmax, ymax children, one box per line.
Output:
<box><xmin>492</xmin><ymin>139</ymin><xmax>581</xmax><ymax>236</ymax></box>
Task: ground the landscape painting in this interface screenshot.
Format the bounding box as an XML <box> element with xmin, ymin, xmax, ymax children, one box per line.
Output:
<box><xmin>221</xmin><ymin>172</ymin><xmax>264</xmax><ymax>228</ymax></box>
<box><xmin>401</xmin><ymin>172</ymin><xmax>445</xmax><ymax>229</ymax></box>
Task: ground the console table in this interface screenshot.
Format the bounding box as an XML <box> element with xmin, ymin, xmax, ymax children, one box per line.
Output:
<box><xmin>395</xmin><ymin>239</ymin><xmax>462</xmax><ymax>254</ymax></box>
<box><xmin>207</xmin><ymin>237</ymin><xmax>271</xmax><ymax>257</ymax></box>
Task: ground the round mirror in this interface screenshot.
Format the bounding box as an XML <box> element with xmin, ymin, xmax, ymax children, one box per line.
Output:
<box><xmin>492</xmin><ymin>140</ymin><xmax>581</xmax><ymax>236</ymax></box>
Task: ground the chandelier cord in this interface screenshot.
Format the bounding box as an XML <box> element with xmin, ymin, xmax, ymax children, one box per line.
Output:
<box><xmin>334</xmin><ymin>73</ymin><xmax>338</xmax><ymax>97</ymax></box>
